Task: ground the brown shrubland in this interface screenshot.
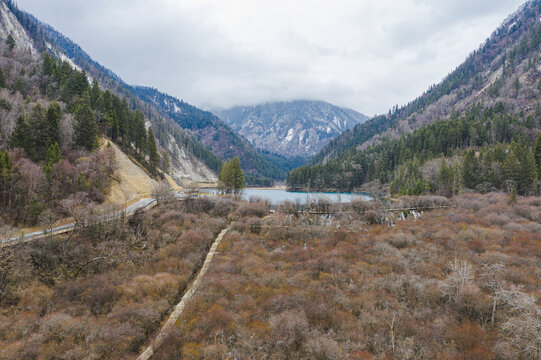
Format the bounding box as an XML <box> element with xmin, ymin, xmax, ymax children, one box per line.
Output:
<box><xmin>1</xmin><ymin>194</ymin><xmax>540</xmax><ymax>359</ymax></box>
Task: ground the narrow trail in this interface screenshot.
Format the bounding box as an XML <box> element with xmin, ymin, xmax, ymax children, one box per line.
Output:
<box><xmin>136</xmin><ymin>225</ymin><xmax>231</xmax><ymax>360</ymax></box>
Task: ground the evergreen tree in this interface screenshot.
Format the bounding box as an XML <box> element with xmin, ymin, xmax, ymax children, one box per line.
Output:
<box><xmin>46</xmin><ymin>102</ymin><xmax>61</xmax><ymax>147</ymax></box>
<box><xmin>10</xmin><ymin>116</ymin><xmax>29</xmax><ymax>153</ymax></box>
<box><xmin>535</xmin><ymin>133</ymin><xmax>541</xmax><ymax>178</ymax></box>
<box><xmin>231</xmin><ymin>156</ymin><xmax>245</xmax><ymax>195</ymax></box>
<box><xmin>74</xmin><ymin>100</ymin><xmax>97</xmax><ymax>151</ymax></box>
<box><xmin>44</xmin><ymin>142</ymin><xmax>62</xmax><ymax>179</ymax></box>
<box><xmin>0</xmin><ymin>68</ymin><xmax>5</xmax><ymax>88</ymax></box>
<box><xmin>42</xmin><ymin>52</ymin><xmax>56</xmax><ymax>76</ymax></box>
<box><xmin>218</xmin><ymin>157</ymin><xmax>245</xmax><ymax>195</ymax></box>
<box><xmin>160</xmin><ymin>150</ymin><xmax>170</xmax><ymax>173</ymax></box>
<box><xmin>147</xmin><ymin>127</ymin><xmax>160</xmax><ymax>176</ymax></box>
<box><xmin>29</xmin><ymin>104</ymin><xmax>49</xmax><ymax>161</ymax></box>
<box><xmin>218</xmin><ymin>159</ymin><xmax>234</xmax><ymax>195</ymax></box>
<box><xmin>6</xmin><ymin>34</ymin><xmax>15</xmax><ymax>51</ymax></box>
<box><xmin>462</xmin><ymin>150</ymin><xmax>479</xmax><ymax>189</ymax></box>
<box><xmin>439</xmin><ymin>159</ymin><xmax>451</xmax><ymax>196</ymax></box>
<box><xmin>133</xmin><ymin>110</ymin><xmax>147</xmax><ymax>154</ymax></box>
<box><xmin>90</xmin><ymin>79</ymin><xmax>101</xmax><ymax>110</ymax></box>
<box><xmin>517</xmin><ymin>146</ymin><xmax>537</xmax><ymax>195</ymax></box>
<box><xmin>45</xmin><ymin>142</ymin><xmax>62</xmax><ymax>165</ymax></box>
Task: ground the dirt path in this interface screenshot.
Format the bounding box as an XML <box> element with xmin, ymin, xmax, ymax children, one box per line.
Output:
<box><xmin>136</xmin><ymin>225</ymin><xmax>231</xmax><ymax>360</ymax></box>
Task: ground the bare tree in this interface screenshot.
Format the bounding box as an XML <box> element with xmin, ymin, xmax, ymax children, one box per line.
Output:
<box><xmin>152</xmin><ymin>182</ymin><xmax>174</xmax><ymax>205</ymax></box>
<box><xmin>443</xmin><ymin>259</ymin><xmax>475</xmax><ymax>301</ymax></box>
<box><xmin>38</xmin><ymin>209</ymin><xmax>58</xmax><ymax>239</ymax></box>
<box><xmin>385</xmin><ymin>312</ymin><xmax>398</xmax><ymax>353</ymax></box>
<box><xmin>501</xmin><ymin>286</ymin><xmax>541</xmax><ymax>360</ymax></box>
<box><xmin>481</xmin><ymin>262</ymin><xmax>506</xmax><ymax>326</ymax></box>
<box><xmin>60</xmin><ymin>192</ymin><xmax>92</xmax><ymax>228</ymax></box>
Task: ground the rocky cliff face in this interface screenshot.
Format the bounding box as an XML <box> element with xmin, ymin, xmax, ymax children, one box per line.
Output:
<box><xmin>0</xmin><ymin>2</ymin><xmax>37</xmax><ymax>57</ymax></box>
<box><xmin>215</xmin><ymin>100</ymin><xmax>367</xmax><ymax>158</ymax></box>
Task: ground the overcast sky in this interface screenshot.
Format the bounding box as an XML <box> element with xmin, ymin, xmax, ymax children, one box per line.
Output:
<box><xmin>17</xmin><ymin>0</ymin><xmax>526</xmax><ymax>115</ymax></box>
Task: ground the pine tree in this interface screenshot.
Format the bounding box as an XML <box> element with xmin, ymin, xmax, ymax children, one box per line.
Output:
<box><xmin>0</xmin><ymin>68</ymin><xmax>5</xmax><ymax>88</ymax></box>
<box><xmin>46</xmin><ymin>102</ymin><xmax>61</xmax><ymax>148</ymax></box>
<box><xmin>133</xmin><ymin>110</ymin><xmax>147</xmax><ymax>155</ymax></box>
<box><xmin>29</xmin><ymin>104</ymin><xmax>49</xmax><ymax>161</ymax></box>
<box><xmin>439</xmin><ymin>159</ymin><xmax>451</xmax><ymax>196</ymax></box>
<box><xmin>42</xmin><ymin>52</ymin><xmax>56</xmax><ymax>76</ymax></box>
<box><xmin>45</xmin><ymin>143</ymin><xmax>62</xmax><ymax>165</ymax></box>
<box><xmin>44</xmin><ymin>142</ymin><xmax>62</xmax><ymax>179</ymax></box>
<box><xmin>518</xmin><ymin>147</ymin><xmax>537</xmax><ymax>195</ymax></box>
<box><xmin>89</xmin><ymin>79</ymin><xmax>101</xmax><ymax>110</ymax></box>
<box><xmin>462</xmin><ymin>150</ymin><xmax>479</xmax><ymax>189</ymax></box>
<box><xmin>231</xmin><ymin>156</ymin><xmax>245</xmax><ymax>195</ymax></box>
<box><xmin>160</xmin><ymin>150</ymin><xmax>170</xmax><ymax>173</ymax></box>
<box><xmin>147</xmin><ymin>127</ymin><xmax>160</xmax><ymax>176</ymax></box>
<box><xmin>10</xmin><ymin>116</ymin><xmax>29</xmax><ymax>153</ymax></box>
<box><xmin>535</xmin><ymin>133</ymin><xmax>541</xmax><ymax>178</ymax></box>
<box><xmin>74</xmin><ymin>100</ymin><xmax>97</xmax><ymax>151</ymax></box>
<box><xmin>218</xmin><ymin>159</ymin><xmax>234</xmax><ymax>195</ymax></box>
<box><xmin>6</xmin><ymin>34</ymin><xmax>15</xmax><ymax>51</ymax></box>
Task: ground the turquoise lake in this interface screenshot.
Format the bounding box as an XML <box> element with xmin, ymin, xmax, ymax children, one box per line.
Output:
<box><xmin>206</xmin><ymin>189</ymin><xmax>372</xmax><ymax>204</ymax></box>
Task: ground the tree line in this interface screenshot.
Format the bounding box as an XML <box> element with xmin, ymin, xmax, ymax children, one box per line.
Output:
<box><xmin>288</xmin><ymin>103</ymin><xmax>540</xmax><ymax>196</ymax></box>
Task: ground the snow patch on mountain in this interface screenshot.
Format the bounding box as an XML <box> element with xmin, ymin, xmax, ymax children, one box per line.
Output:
<box><xmin>215</xmin><ymin>100</ymin><xmax>368</xmax><ymax>158</ymax></box>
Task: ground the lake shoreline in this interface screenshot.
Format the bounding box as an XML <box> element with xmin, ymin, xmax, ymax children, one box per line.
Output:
<box><xmin>205</xmin><ymin>188</ymin><xmax>372</xmax><ymax>204</ymax></box>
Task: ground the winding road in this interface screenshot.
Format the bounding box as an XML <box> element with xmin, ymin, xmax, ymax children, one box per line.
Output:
<box><xmin>0</xmin><ymin>191</ymin><xmax>188</xmax><ymax>248</ymax></box>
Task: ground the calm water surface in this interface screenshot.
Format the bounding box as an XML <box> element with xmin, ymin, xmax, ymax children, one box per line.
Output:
<box><xmin>207</xmin><ymin>189</ymin><xmax>372</xmax><ymax>204</ymax></box>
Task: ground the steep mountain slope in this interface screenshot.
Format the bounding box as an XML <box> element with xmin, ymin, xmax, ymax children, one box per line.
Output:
<box><xmin>289</xmin><ymin>0</ymin><xmax>541</xmax><ymax>192</ymax></box>
<box><xmin>2</xmin><ymin>1</ymin><xmax>291</xmax><ymax>182</ymax></box>
<box><xmin>131</xmin><ymin>86</ymin><xmax>289</xmax><ymax>181</ymax></box>
<box><xmin>214</xmin><ymin>100</ymin><xmax>367</xmax><ymax>158</ymax></box>
<box><xmin>105</xmin><ymin>140</ymin><xmax>158</xmax><ymax>206</ymax></box>
<box><xmin>1</xmin><ymin>0</ymin><xmax>219</xmax><ymax>184</ymax></box>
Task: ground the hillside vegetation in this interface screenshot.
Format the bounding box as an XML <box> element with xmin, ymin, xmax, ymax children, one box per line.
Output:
<box><xmin>288</xmin><ymin>1</ymin><xmax>541</xmax><ymax>195</ymax></box>
<box><xmin>2</xmin><ymin>0</ymin><xmax>220</xmax><ymax>184</ymax></box>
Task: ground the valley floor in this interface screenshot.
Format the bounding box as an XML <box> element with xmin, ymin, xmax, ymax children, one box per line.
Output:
<box><xmin>0</xmin><ymin>193</ymin><xmax>540</xmax><ymax>359</ymax></box>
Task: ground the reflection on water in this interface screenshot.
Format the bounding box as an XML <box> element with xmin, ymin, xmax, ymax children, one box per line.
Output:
<box><xmin>206</xmin><ymin>189</ymin><xmax>372</xmax><ymax>204</ymax></box>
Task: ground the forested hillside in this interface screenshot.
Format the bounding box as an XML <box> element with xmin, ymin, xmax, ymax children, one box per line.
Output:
<box><xmin>132</xmin><ymin>86</ymin><xmax>289</xmax><ymax>183</ymax></box>
<box><xmin>0</xmin><ymin>26</ymin><xmax>168</xmax><ymax>225</ymax></box>
<box><xmin>1</xmin><ymin>0</ymin><xmax>221</xmax><ymax>184</ymax></box>
<box><xmin>1</xmin><ymin>0</ymin><xmax>295</xmax><ymax>184</ymax></box>
<box><xmin>289</xmin><ymin>0</ymin><xmax>541</xmax><ymax>195</ymax></box>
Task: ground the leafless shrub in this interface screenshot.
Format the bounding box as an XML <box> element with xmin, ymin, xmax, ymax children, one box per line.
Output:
<box><xmin>236</xmin><ymin>201</ymin><xmax>269</xmax><ymax>218</ymax></box>
<box><xmin>152</xmin><ymin>182</ymin><xmax>174</xmax><ymax>205</ymax></box>
<box><xmin>306</xmin><ymin>334</ymin><xmax>344</xmax><ymax>360</ymax></box>
<box><xmin>402</xmin><ymin>195</ymin><xmax>450</xmax><ymax>210</ymax></box>
<box><xmin>211</xmin><ymin>198</ymin><xmax>235</xmax><ymax>217</ymax></box>
<box><xmin>386</xmin><ymin>232</ymin><xmax>416</xmax><ymax>249</ymax></box>
<box><xmin>245</xmin><ymin>217</ymin><xmax>262</xmax><ymax>234</ymax></box>
<box><xmin>270</xmin><ymin>310</ymin><xmax>309</xmax><ymax>355</ymax></box>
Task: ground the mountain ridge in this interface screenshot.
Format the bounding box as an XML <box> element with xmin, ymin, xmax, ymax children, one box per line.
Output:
<box><xmin>2</xmin><ymin>0</ymin><xmax>290</xmax><ymax>183</ymax></box>
<box><xmin>305</xmin><ymin>0</ymin><xmax>541</xmax><ymax>167</ymax></box>
<box><xmin>287</xmin><ymin>0</ymin><xmax>541</xmax><ymax>194</ymax></box>
<box><xmin>214</xmin><ymin>100</ymin><xmax>367</xmax><ymax>158</ymax></box>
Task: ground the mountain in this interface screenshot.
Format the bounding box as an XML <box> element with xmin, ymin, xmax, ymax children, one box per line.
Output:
<box><xmin>130</xmin><ymin>86</ymin><xmax>290</xmax><ymax>182</ymax></box>
<box><xmin>0</xmin><ymin>0</ymin><xmax>221</xmax><ymax>185</ymax></box>
<box><xmin>1</xmin><ymin>0</ymin><xmax>290</xmax><ymax>184</ymax></box>
<box><xmin>288</xmin><ymin>0</ymin><xmax>541</xmax><ymax>195</ymax></box>
<box><xmin>214</xmin><ymin>100</ymin><xmax>368</xmax><ymax>158</ymax></box>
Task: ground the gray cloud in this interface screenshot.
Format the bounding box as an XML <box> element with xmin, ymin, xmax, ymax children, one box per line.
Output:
<box><xmin>17</xmin><ymin>0</ymin><xmax>526</xmax><ymax>115</ymax></box>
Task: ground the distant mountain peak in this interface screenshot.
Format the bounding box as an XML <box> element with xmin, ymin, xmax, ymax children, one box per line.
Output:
<box><xmin>214</xmin><ymin>100</ymin><xmax>368</xmax><ymax>158</ymax></box>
